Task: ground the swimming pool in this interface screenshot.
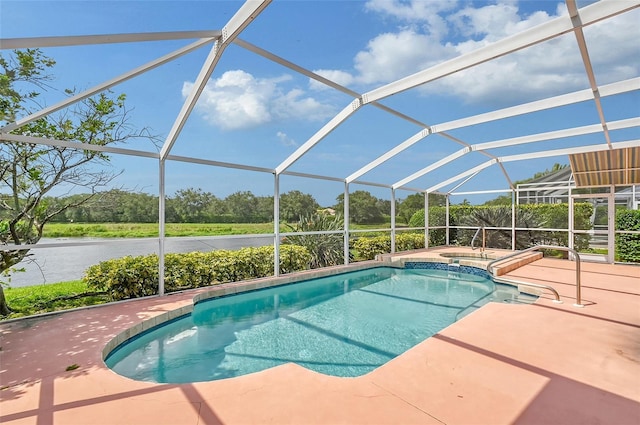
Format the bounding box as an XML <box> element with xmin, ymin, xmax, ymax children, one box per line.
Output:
<box><xmin>105</xmin><ymin>266</ymin><xmax>535</xmax><ymax>383</ymax></box>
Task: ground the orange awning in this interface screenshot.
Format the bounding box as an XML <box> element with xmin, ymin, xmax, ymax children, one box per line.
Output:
<box><xmin>569</xmin><ymin>147</ymin><xmax>640</xmax><ymax>187</ymax></box>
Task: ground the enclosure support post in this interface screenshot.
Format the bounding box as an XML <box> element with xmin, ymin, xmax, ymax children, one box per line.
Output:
<box><xmin>512</xmin><ymin>190</ymin><xmax>516</xmax><ymax>251</ymax></box>
<box><xmin>344</xmin><ymin>183</ymin><xmax>350</xmax><ymax>265</ymax></box>
<box><xmin>445</xmin><ymin>195</ymin><xmax>450</xmax><ymax>245</ymax></box>
<box><xmin>607</xmin><ymin>186</ymin><xmax>615</xmax><ymax>264</ymax></box>
<box><xmin>158</xmin><ymin>159</ymin><xmax>166</xmax><ymax>296</ymax></box>
<box><xmin>390</xmin><ymin>188</ymin><xmax>396</xmax><ymax>254</ymax></box>
<box><xmin>274</xmin><ymin>173</ymin><xmax>280</xmax><ymax>277</ymax></box>
<box><xmin>569</xmin><ymin>194</ymin><xmax>575</xmax><ymax>252</ymax></box>
<box><xmin>425</xmin><ymin>192</ymin><xmax>429</xmax><ymax>249</ymax></box>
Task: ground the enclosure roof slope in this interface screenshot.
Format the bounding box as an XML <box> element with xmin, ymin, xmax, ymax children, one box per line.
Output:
<box><xmin>0</xmin><ymin>0</ymin><xmax>639</xmax><ymax>198</ymax></box>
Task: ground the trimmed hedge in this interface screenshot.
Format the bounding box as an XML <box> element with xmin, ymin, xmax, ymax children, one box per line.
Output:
<box><xmin>616</xmin><ymin>209</ymin><xmax>640</xmax><ymax>262</ymax></box>
<box><xmin>83</xmin><ymin>245</ymin><xmax>311</xmax><ymax>301</ymax></box>
<box><xmin>353</xmin><ymin>232</ymin><xmax>425</xmax><ymax>261</ymax></box>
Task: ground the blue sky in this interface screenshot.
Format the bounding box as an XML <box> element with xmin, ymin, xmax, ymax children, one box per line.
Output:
<box><xmin>1</xmin><ymin>0</ymin><xmax>639</xmax><ymax>206</ymax></box>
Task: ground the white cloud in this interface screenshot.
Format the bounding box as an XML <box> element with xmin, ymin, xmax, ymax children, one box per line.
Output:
<box><xmin>353</xmin><ymin>30</ymin><xmax>453</xmax><ymax>85</ymax></box>
<box><xmin>276</xmin><ymin>131</ymin><xmax>297</xmax><ymax>147</ymax></box>
<box><xmin>449</xmin><ymin>2</ymin><xmax>555</xmax><ymax>43</ymax></box>
<box><xmin>318</xmin><ymin>0</ymin><xmax>639</xmax><ymax>105</ymax></box>
<box><xmin>364</xmin><ymin>0</ymin><xmax>456</xmax><ymax>39</ymax></box>
<box><xmin>309</xmin><ymin>69</ymin><xmax>355</xmax><ymax>90</ymax></box>
<box><xmin>183</xmin><ymin>70</ymin><xmax>336</xmax><ymax>130</ymax></box>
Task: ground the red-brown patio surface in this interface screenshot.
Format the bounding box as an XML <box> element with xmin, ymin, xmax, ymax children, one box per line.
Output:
<box><xmin>1</xmin><ymin>247</ymin><xmax>639</xmax><ymax>424</ymax></box>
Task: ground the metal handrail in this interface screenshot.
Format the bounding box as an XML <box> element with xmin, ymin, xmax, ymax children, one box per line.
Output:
<box><xmin>486</xmin><ymin>245</ymin><xmax>583</xmax><ymax>307</ymax></box>
<box><xmin>471</xmin><ymin>226</ymin><xmax>485</xmax><ymax>252</ymax></box>
<box><xmin>493</xmin><ymin>275</ymin><xmax>562</xmax><ymax>304</ymax></box>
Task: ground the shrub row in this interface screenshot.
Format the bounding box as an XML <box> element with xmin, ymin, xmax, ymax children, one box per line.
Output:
<box><xmin>616</xmin><ymin>209</ymin><xmax>640</xmax><ymax>262</ymax></box>
<box><xmin>353</xmin><ymin>232</ymin><xmax>425</xmax><ymax>261</ymax></box>
<box><xmin>83</xmin><ymin>245</ymin><xmax>311</xmax><ymax>301</ymax></box>
<box><xmin>408</xmin><ymin>203</ymin><xmax>593</xmax><ymax>249</ymax></box>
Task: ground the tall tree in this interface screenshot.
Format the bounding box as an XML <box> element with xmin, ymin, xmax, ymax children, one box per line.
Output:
<box><xmin>225</xmin><ymin>191</ymin><xmax>259</xmax><ymax>221</ymax></box>
<box><xmin>334</xmin><ymin>190</ymin><xmax>384</xmax><ymax>224</ymax></box>
<box><xmin>279</xmin><ymin>190</ymin><xmax>319</xmax><ymax>222</ymax></box>
<box><xmin>170</xmin><ymin>188</ymin><xmax>217</xmax><ymax>223</ymax></box>
<box><xmin>0</xmin><ymin>49</ymin><xmax>153</xmax><ymax>315</ymax></box>
<box><xmin>398</xmin><ymin>193</ymin><xmax>424</xmax><ymax>224</ymax></box>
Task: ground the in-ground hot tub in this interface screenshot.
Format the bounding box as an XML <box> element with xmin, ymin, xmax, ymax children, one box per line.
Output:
<box><xmin>438</xmin><ymin>252</ymin><xmax>497</xmax><ymax>262</ymax></box>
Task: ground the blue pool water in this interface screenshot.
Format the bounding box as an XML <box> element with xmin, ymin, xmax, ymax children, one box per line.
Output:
<box><xmin>105</xmin><ymin>266</ymin><xmax>533</xmax><ymax>383</ymax></box>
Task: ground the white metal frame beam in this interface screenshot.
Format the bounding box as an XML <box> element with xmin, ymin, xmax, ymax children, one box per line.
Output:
<box><xmin>432</xmin><ymin>140</ymin><xmax>640</xmax><ymax>195</ymax></box>
<box><xmin>361</xmin><ymin>0</ymin><xmax>637</xmax><ymax>104</ymax></box>
<box><xmin>567</xmin><ymin>0</ymin><xmax>612</xmax><ymax>148</ymax></box>
<box><xmin>234</xmin><ymin>39</ymin><xmax>430</xmax><ymax>130</ymax></box>
<box><xmin>0</xmin><ymin>31</ymin><xmax>221</xmax><ymax>49</ymax></box>
<box><xmin>1</xmin><ymin>133</ymin><xmax>160</xmax><ymax>159</ymax></box>
<box><xmin>0</xmin><ymin>37</ymin><xmax>217</xmax><ymax>133</ymax></box>
<box><xmin>432</xmin><ymin>77</ymin><xmax>639</xmax><ymax>134</ymax></box>
<box><xmin>393</xmin><ymin>117</ymin><xmax>640</xmax><ymax>189</ymax></box>
<box><xmin>346</xmin><ymin>71</ymin><xmax>638</xmax><ymax>188</ymax></box>
<box><xmin>275</xmin><ymin>98</ymin><xmax>362</xmax><ymax>174</ymax></box>
<box><xmin>159</xmin><ymin>0</ymin><xmax>272</xmax><ymax>160</ymax></box>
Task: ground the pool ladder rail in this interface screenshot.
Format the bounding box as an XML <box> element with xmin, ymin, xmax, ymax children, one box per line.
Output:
<box><xmin>471</xmin><ymin>226</ymin><xmax>486</xmax><ymax>252</ymax></box>
<box><xmin>486</xmin><ymin>245</ymin><xmax>584</xmax><ymax>308</ymax></box>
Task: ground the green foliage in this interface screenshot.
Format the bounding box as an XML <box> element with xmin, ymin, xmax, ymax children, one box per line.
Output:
<box><xmin>352</xmin><ymin>235</ymin><xmax>390</xmax><ymax>260</ymax></box>
<box><xmin>616</xmin><ymin>209</ymin><xmax>640</xmax><ymax>262</ymax></box>
<box><xmin>2</xmin><ymin>280</ymin><xmax>108</xmax><ymax>319</ymax></box>
<box><xmin>352</xmin><ymin>232</ymin><xmax>425</xmax><ymax>261</ymax></box>
<box><xmin>280</xmin><ymin>190</ymin><xmax>319</xmax><ymax>222</ymax></box>
<box><xmin>0</xmin><ymin>48</ymin><xmax>56</xmax><ymax>122</ymax></box>
<box><xmin>35</xmin><ymin>189</ymin><xmax>451</xmax><ymax>227</ymax></box>
<box><xmin>42</xmin><ymin>222</ymin><xmax>277</xmax><ymax>238</ymax></box>
<box><xmin>224</xmin><ymin>191</ymin><xmax>273</xmax><ymax>223</ymax></box>
<box><xmin>84</xmin><ymin>255</ymin><xmax>159</xmax><ymax>300</ymax></box>
<box><xmin>1</xmin><ymin>48</ymin><xmax>155</xmax><ymax>315</ymax></box>
<box><xmin>408</xmin><ymin>203</ymin><xmax>593</xmax><ymax>250</ymax></box>
<box><xmin>83</xmin><ymin>245</ymin><xmax>311</xmax><ymax>301</ymax></box>
<box><xmin>396</xmin><ymin>232</ymin><xmax>425</xmax><ymax>251</ymax></box>
<box><xmin>167</xmin><ymin>188</ymin><xmax>226</xmax><ymax>223</ymax></box>
<box><xmin>335</xmin><ymin>191</ymin><xmax>385</xmax><ymax>224</ymax></box>
<box><xmin>283</xmin><ymin>213</ymin><xmax>346</xmax><ymax>268</ymax></box>
<box><xmin>456</xmin><ymin>205</ymin><xmax>545</xmax><ymax>249</ymax></box>
<box><xmin>409</xmin><ymin>207</ymin><xmax>448</xmax><ymax>246</ymax></box>
<box><xmin>397</xmin><ymin>193</ymin><xmax>423</xmax><ymax>224</ymax></box>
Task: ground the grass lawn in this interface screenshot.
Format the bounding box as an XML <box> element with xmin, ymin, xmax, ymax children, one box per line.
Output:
<box><xmin>42</xmin><ymin>222</ymin><xmax>395</xmax><ymax>238</ymax></box>
<box><xmin>2</xmin><ymin>280</ymin><xmax>109</xmax><ymax>320</ymax></box>
<box><xmin>43</xmin><ymin>222</ymin><xmax>278</xmax><ymax>238</ymax></box>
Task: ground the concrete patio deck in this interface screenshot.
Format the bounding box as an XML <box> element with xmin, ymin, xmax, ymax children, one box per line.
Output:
<box><xmin>1</xmin><ymin>247</ymin><xmax>639</xmax><ymax>424</ymax></box>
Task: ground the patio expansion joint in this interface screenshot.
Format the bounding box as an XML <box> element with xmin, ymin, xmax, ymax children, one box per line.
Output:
<box><xmin>368</xmin><ymin>380</ymin><xmax>447</xmax><ymax>424</ymax></box>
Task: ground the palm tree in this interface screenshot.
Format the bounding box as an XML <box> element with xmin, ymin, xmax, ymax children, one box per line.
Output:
<box><xmin>457</xmin><ymin>206</ymin><xmax>545</xmax><ymax>249</ymax></box>
<box><xmin>282</xmin><ymin>212</ymin><xmax>348</xmax><ymax>268</ymax></box>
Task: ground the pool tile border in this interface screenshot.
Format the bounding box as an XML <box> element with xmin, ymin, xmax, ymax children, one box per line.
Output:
<box><xmin>404</xmin><ymin>261</ymin><xmax>490</xmax><ymax>279</ymax></box>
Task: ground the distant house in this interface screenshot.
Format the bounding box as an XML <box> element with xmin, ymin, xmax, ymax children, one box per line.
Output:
<box><xmin>517</xmin><ymin>167</ymin><xmax>638</xmax><ymax>209</ymax></box>
<box><xmin>319</xmin><ymin>208</ymin><xmax>336</xmax><ymax>216</ymax></box>
<box><xmin>517</xmin><ymin>167</ymin><xmax>573</xmax><ymax>205</ymax></box>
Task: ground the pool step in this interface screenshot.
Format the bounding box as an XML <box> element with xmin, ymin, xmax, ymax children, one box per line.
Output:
<box><xmin>493</xmin><ymin>251</ymin><xmax>543</xmax><ymax>276</ymax></box>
